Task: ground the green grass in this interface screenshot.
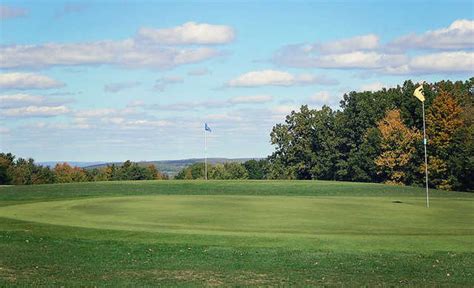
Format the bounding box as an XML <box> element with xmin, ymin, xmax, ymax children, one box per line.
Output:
<box><xmin>0</xmin><ymin>180</ymin><xmax>473</xmax><ymax>286</ymax></box>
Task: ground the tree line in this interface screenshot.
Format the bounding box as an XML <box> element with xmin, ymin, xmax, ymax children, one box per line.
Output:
<box><xmin>174</xmin><ymin>159</ymin><xmax>268</xmax><ymax>180</ymax></box>
<box><xmin>0</xmin><ymin>156</ymin><xmax>168</xmax><ymax>185</ymax></box>
<box><xmin>266</xmin><ymin>78</ymin><xmax>473</xmax><ymax>191</ymax></box>
<box><xmin>1</xmin><ymin>78</ymin><xmax>472</xmax><ymax>191</ymax></box>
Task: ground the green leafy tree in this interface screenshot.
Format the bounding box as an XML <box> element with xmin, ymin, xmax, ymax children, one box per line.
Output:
<box><xmin>0</xmin><ymin>153</ymin><xmax>15</xmax><ymax>185</ymax></box>
<box><xmin>224</xmin><ymin>162</ymin><xmax>248</xmax><ymax>179</ymax></box>
<box><xmin>335</xmin><ymin>89</ymin><xmax>395</xmax><ymax>181</ymax></box>
<box><xmin>209</xmin><ymin>163</ymin><xmax>227</xmax><ymax>179</ymax></box>
<box><xmin>269</xmin><ymin>105</ymin><xmax>338</xmax><ymax>180</ymax></box>
<box><xmin>243</xmin><ymin>159</ymin><xmax>268</xmax><ymax>179</ymax></box>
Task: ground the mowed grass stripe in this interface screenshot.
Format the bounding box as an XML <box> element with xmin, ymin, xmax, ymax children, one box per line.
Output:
<box><xmin>2</xmin><ymin>180</ymin><xmax>473</xmax><ymax>203</ymax></box>
<box><xmin>1</xmin><ymin>195</ymin><xmax>472</xmax><ymax>252</ymax></box>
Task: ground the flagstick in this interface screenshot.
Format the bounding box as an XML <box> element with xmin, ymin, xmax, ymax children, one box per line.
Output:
<box><xmin>422</xmin><ymin>101</ymin><xmax>429</xmax><ymax>208</ymax></box>
<box><xmin>204</xmin><ymin>126</ymin><xmax>207</xmax><ymax>180</ymax></box>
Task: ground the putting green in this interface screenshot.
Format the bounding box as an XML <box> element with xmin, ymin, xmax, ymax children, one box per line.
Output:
<box><xmin>1</xmin><ymin>195</ymin><xmax>472</xmax><ymax>251</ymax></box>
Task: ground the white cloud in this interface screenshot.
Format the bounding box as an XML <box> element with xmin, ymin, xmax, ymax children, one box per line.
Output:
<box><xmin>0</xmin><ymin>93</ymin><xmax>73</xmax><ymax>109</ymax></box>
<box><xmin>270</xmin><ymin>105</ymin><xmax>299</xmax><ymax>115</ymax></box>
<box><xmin>275</xmin><ymin>46</ymin><xmax>407</xmax><ymax>69</ymax></box>
<box><xmin>407</xmin><ymin>51</ymin><xmax>474</xmax><ymax>73</ymax></box>
<box><xmin>316</xmin><ymin>34</ymin><xmax>379</xmax><ymax>54</ymax></box>
<box><xmin>0</xmin><ymin>105</ymin><xmax>70</xmax><ymax>117</ymax></box>
<box><xmin>0</xmin><ymin>127</ymin><xmax>10</xmax><ymax>134</ymax></box>
<box><xmin>55</xmin><ymin>3</ymin><xmax>87</xmax><ymax>19</ymax></box>
<box><xmin>123</xmin><ymin>119</ymin><xmax>173</xmax><ymax>128</ymax></box>
<box><xmin>151</xmin><ymin>94</ymin><xmax>273</xmax><ymax>112</ymax></box>
<box><xmin>0</xmin><ymin>72</ymin><xmax>64</xmax><ymax>90</ymax></box>
<box><xmin>359</xmin><ymin>82</ymin><xmax>390</xmax><ymax>92</ymax></box>
<box><xmin>273</xmin><ymin>20</ymin><xmax>474</xmax><ymax>75</ymax></box>
<box><xmin>0</xmin><ymin>41</ymin><xmax>220</xmax><ymax>69</ymax></box>
<box><xmin>206</xmin><ymin>113</ymin><xmax>242</xmax><ymax>121</ymax></box>
<box><xmin>317</xmin><ymin>52</ymin><xmax>407</xmax><ymax>69</ymax></box>
<box><xmin>227</xmin><ymin>70</ymin><xmax>338</xmax><ymax>87</ymax></box>
<box><xmin>389</xmin><ymin>19</ymin><xmax>474</xmax><ymax>50</ymax></box>
<box><xmin>74</xmin><ymin>107</ymin><xmax>138</xmax><ymax>118</ymax></box>
<box><xmin>229</xmin><ymin>95</ymin><xmax>273</xmax><ymax>104</ymax></box>
<box><xmin>0</xmin><ymin>23</ymin><xmax>230</xmax><ymax>69</ymax></box>
<box><xmin>154</xmin><ymin>75</ymin><xmax>184</xmax><ymax>91</ymax></box>
<box><xmin>0</xmin><ymin>94</ymin><xmax>44</xmax><ymax>108</ymax></box>
<box><xmin>75</xmin><ymin>108</ymin><xmax>117</xmax><ymax>118</ymax></box>
<box><xmin>127</xmin><ymin>100</ymin><xmax>145</xmax><ymax>107</ymax></box>
<box><xmin>188</xmin><ymin>68</ymin><xmax>211</xmax><ymax>76</ymax></box>
<box><xmin>137</xmin><ymin>22</ymin><xmax>235</xmax><ymax>45</ymax></box>
<box><xmin>307</xmin><ymin>91</ymin><xmax>331</xmax><ymax>104</ymax></box>
<box><xmin>104</xmin><ymin>81</ymin><xmax>140</xmax><ymax>93</ymax></box>
<box><xmin>0</xmin><ymin>5</ymin><xmax>27</xmax><ymax>20</ymax></box>
<box><xmin>383</xmin><ymin>51</ymin><xmax>474</xmax><ymax>74</ymax></box>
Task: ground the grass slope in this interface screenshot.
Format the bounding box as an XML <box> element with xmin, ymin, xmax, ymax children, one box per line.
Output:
<box><xmin>0</xmin><ymin>180</ymin><xmax>473</xmax><ymax>286</ymax></box>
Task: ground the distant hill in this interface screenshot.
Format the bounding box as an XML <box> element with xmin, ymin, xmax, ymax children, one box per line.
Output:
<box><xmin>38</xmin><ymin>162</ymin><xmax>106</xmax><ymax>168</ymax></box>
<box><xmin>83</xmin><ymin>158</ymin><xmax>260</xmax><ymax>177</ymax></box>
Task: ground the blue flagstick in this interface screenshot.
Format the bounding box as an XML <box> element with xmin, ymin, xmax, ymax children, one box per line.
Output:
<box><xmin>204</xmin><ymin>123</ymin><xmax>211</xmax><ymax>180</ymax></box>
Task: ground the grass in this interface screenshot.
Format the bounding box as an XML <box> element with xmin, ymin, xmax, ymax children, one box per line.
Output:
<box><xmin>0</xmin><ymin>180</ymin><xmax>473</xmax><ymax>286</ymax></box>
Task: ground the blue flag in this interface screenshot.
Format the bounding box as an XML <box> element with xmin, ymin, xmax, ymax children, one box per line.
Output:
<box><xmin>205</xmin><ymin>123</ymin><xmax>212</xmax><ymax>132</ymax></box>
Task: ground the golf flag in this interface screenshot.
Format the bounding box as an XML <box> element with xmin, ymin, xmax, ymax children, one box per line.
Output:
<box><xmin>205</xmin><ymin>123</ymin><xmax>212</xmax><ymax>132</ymax></box>
<box><xmin>413</xmin><ymin>85</ymin><xmax>425</xmax><ymax>102</ymax></box>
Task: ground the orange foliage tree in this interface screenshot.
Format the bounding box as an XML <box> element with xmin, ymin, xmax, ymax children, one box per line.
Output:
<box><xmin>375</xmin><ymin>109</ymin><xmax>422</xmax><ymax>184</ymax></box>
<box><xmin>426</xmin><ymin>91</ymin><xmax>464</xmax><ymax>190</ymax></box>
<box><xmin>54</xmin><ymin>163</ymin><xmax>88</xmax><ymax>183</ymax></box>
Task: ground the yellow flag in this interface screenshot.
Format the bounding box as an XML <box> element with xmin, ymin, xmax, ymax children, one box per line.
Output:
<box><xmin>413</xmin><ymin>85</ymin><xmax>425</xmax><ymax>102</ymax></box>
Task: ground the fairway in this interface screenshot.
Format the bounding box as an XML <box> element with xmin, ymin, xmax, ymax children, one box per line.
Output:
<box><xmin>1</xmin><ymin>181</ymin><xmax>473</xmax><ymax>286</ymax></box>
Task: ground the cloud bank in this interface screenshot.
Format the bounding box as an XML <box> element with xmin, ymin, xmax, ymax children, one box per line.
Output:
<box><xmin>0</xmin><ymin>73</ymin><xmax>64</xmax><ymax>90</ymax></box>
<box><xmin>0</xmin><ymin>22</ymin><xmax>234</xmax><ymax>70</ymax></box>
<box><xmin>227</xmin><ymin>70</ymin><xmax>338</xmax><ymax>87</ymax></box>
<box><xmin>273</xmin><ymin>19</ymin><xmax>474</xmax><ymax>75</ymax></box>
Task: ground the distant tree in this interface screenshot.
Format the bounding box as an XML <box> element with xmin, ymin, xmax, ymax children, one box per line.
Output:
<box><xmin>374</xmin><ymin>109</ymin><xmax>422</xmax><ymax>184</ymax></box>
<box><xmin>0</xmin><ymin>153</ymin><xmax>15</xmax><ymax>185</ymax></box>
<box><xmin>175</xmin><ymin>163</ymin><xmax>205</xmax><ymax>180</ymax></box>
<box><xmin>90</xmin><ymin>168</ymin><xmax>109</xmax><ymax>181</ymax></box>
<box><xmin>224</xmin><ymin>162</ymin><xmax>248</xmax><ymax>179</ymax></box>
<box><xmin>209</xmin><ymin>163</ymin><xmax>227</xmax><ymax>179</ymax></box>
<box><xmin>54</xmin><ymin>163</ymin><xmax>88</xmax><ymax>183</ymax></box>
<box><xmin>147</xmin><ymin>164</ymin><xmax>167</xmax><ymax>180</ymax></box>
<box><xmin>11</xmin><ymin>158</ymin><xmax>34</xmax><ymax>185</ymax></box>
<box><xmin>175</xmin><ymin>162</ymin><xmax>248</xmax><ymax>180</ymax></box>
<box><xmin>31</xmin><ymin>165</ymin><xmax>55</xmax><ymax>184</ymax></box>
<box><xmin>243</xmin><ymin>159</ymin><xmax>268</xmax><ymax>179</ymax></box>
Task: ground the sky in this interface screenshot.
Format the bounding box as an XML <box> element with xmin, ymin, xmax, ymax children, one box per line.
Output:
<box><xmin>0</xmin><ymin>0</ymin><xmax>473</xmax><ymax>162</ymax></box>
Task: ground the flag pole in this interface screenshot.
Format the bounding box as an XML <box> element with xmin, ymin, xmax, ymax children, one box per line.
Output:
<box><xmin>204</xmin><ymin>124</ymin><xmax>207</xmax><ymax>180</ymax></box>
<box><xmin>421</xmin><ymin>101</ymin><xmax>429</xmax><ymax>208</ymax></box>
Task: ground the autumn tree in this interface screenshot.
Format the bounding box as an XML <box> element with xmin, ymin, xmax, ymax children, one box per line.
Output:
<box><xmin>375</xmin><ymin>109</ymin><xmax>422</xmax><ymax>184</ymax></box>
<box><xmin>54</xmin><ymin>163</ymin><xmax>88</xmax><ymax>183</ymax></box>
<box><xmin>426</xmin><ymin>91</ymin><xmax>464</xmax><ymax>190</ymax></box>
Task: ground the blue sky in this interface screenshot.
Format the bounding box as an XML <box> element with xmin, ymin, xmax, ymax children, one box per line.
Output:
<box><xmin>0</xmin><ymin>0</ymin><xmax>473</xmax><ymax>162</ymax></box>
